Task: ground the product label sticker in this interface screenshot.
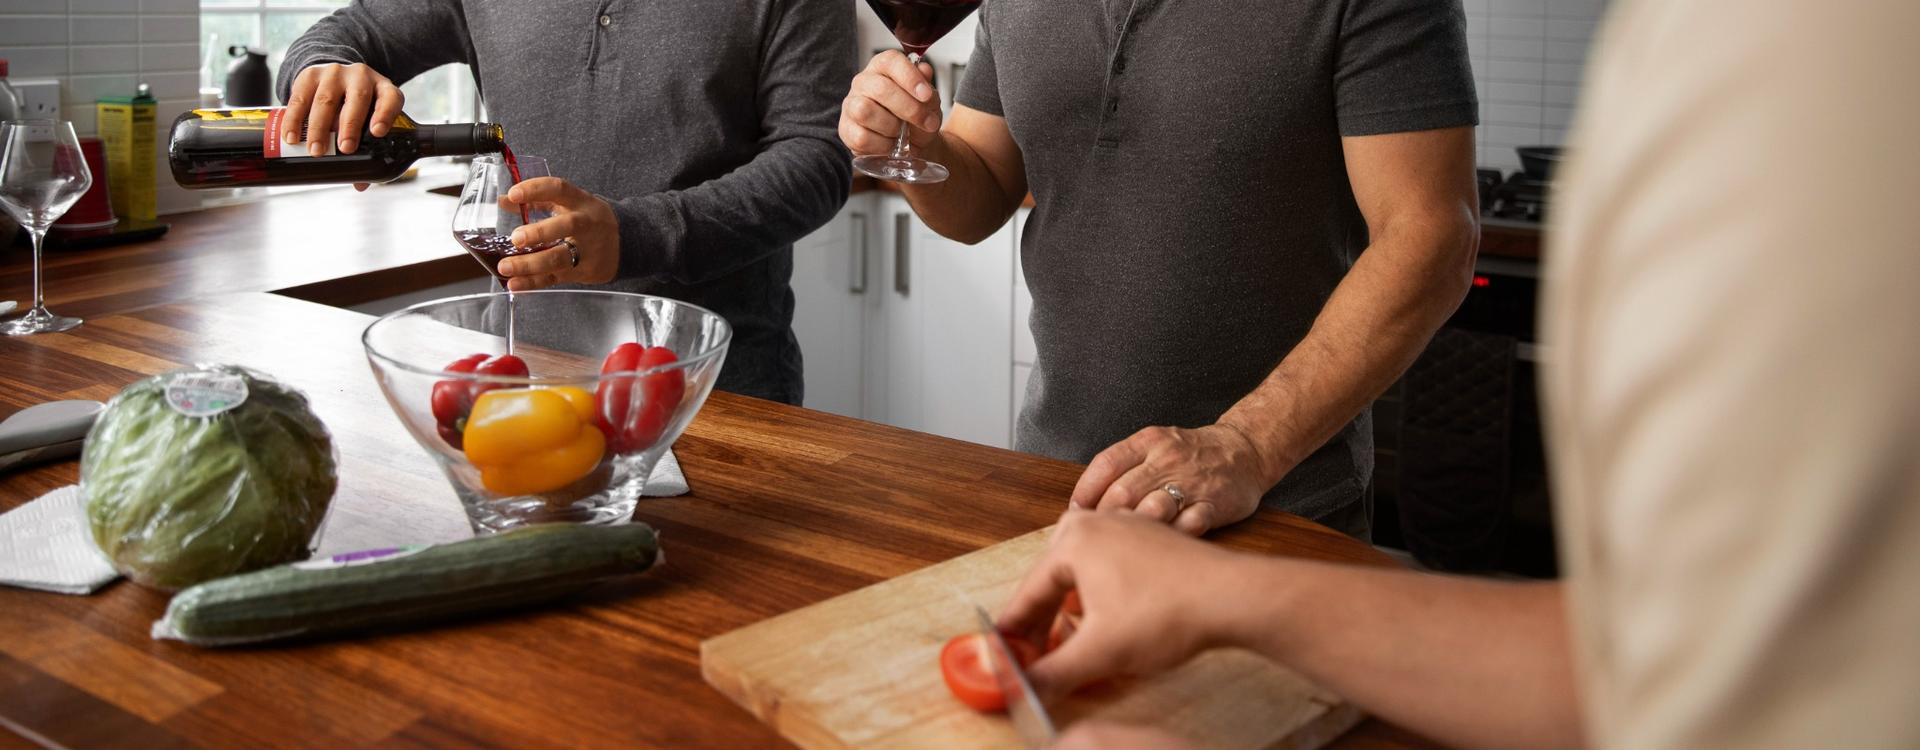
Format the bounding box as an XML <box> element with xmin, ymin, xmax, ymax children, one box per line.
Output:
<box><xmin>163</xmin><ymin>371</ymin><xmax>250</xmax><ymax>417</ymax></box>
<box><xmin>262</xmin><ymin>107</ymin><xmax>335</xmax><ymax>159</ymax></box>
<box><xmin>290</xmin><ymin>545</ymin><xmax>431</xmax><ymax>571</ymax></box>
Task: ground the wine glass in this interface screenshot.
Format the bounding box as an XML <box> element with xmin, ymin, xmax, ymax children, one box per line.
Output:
<box><xmin>853</xmin><ymin>0</ymin><xmax>983</xmax><ymax>184</ymax></box>
<box><xmin>451</xmin><ymin>154</ymin><xmax>556</xmax><ymax>280</ymax></box>
<box><xmin>451</xmin><ymin>153</ymin><xmax>556</xmax><ymax>353</ymax></box>
<box><xmin>0</xmin><ymin>120</ymin><xmax>93</xmax><ymax>336</ymax></box>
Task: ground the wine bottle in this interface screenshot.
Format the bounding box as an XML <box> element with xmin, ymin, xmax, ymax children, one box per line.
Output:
<box><xmin>167</xmin><ymin>108</ymin><xmax>506</xmax><ymax>189</ymax></box>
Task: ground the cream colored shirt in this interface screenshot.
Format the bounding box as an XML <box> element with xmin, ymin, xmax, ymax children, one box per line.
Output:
<box><xmin>1544</xmin><ymin>1</ymin><xmax>1920</xmax><ymax>748</ymax></box>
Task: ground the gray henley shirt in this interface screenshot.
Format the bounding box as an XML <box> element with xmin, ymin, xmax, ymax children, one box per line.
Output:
<box><xmin>278</xmin><ymin>0</ymin><xmax>858</xmax><ymax>404</ymax></box>
<box><xmin>957</xmin><ymin>0</ymin><xmax>1478</xmax><ymax>535</ymax></box>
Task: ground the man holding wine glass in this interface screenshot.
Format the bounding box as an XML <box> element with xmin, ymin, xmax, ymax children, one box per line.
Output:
<box><xmin>274</xmin><ymin>0</ymin><xmax>858</xmax><ymax>405</ymax></box>
<box><xmin>841</xmin><ymin>0</ymin><xmax>1482</xmax><ymax>539</ymax></box>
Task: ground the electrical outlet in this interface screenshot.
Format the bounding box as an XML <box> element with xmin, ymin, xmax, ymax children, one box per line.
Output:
<box><xmin>12</xmin><ymin>79</ymin><xmax>62</xmax><ymax>121</ymax></box>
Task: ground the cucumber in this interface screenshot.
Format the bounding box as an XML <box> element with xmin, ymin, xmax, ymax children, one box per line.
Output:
<box><xmin>154</xmin><ymin>523</ymin><xmax>661</xmax><ymax>646</ymax></box>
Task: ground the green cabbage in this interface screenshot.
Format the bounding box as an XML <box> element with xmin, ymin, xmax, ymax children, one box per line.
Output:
<box><xmin>83</xmin><ymin>365</ymin><xmax>338</xmax><ymax>591</ymax></box>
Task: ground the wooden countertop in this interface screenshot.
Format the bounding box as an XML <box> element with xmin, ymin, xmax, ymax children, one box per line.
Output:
<box><xmin>0</xmin><ymin>182</ymin><xmax>485</xmax><ymax>321</ymax></box>
<box><xmin>0</xmin><ymin>293</ymin><xmax>1438</xmax><ymax>749</ymax></box>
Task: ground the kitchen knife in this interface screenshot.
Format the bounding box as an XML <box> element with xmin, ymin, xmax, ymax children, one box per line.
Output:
<box><xmin>0</xmin><ymin>400</ymin><xmax>102</xmax><ymax>473</ymax></box>
<box><xmin>974</xmin><ymin>604</ymin><xmax>1057</xmax><ymax>748</ymax></box>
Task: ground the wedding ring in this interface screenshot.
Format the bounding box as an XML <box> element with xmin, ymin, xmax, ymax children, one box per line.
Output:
<box><xmin>562</xmin><ymin>237</ymin><xmax>580</xmax><ymax>268</ymax></box>
<box><xmin>1162</xmin><ymin>483</ymin><xmax>1187</xmax><ymax>514</ymax></box>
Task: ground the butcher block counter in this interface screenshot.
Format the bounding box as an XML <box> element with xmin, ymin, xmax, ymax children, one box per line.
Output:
<box><xmin>0</xmin><ymin>187</ymin><xmax>1440</xmax><ymax>749</ymax></box>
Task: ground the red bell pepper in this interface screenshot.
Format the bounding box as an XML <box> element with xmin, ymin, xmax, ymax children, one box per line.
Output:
<box><xmin>594</xmin><ymin>344</ymin><xmax>685</xmax><ymax>454</ymax></box>
<box><xmin>430</xmin><ymin>353</ymin><xmax>527</xmax><ymax>448</ymax></box>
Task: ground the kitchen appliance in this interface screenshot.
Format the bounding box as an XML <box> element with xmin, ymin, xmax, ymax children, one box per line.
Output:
<box><xmin>223</xmin><ymin>46</ymin><xmax>273</xmax><ymax>107</ymax></box>
<box><xmin>1481</xmin><ymin>167</ymin><xmax>1551</xmax><ymax>223</ymax></box>
<box><xmin>1516</xmin><ymin>146</ymin><xmax>1562</xmax><ymax>181</ymax></box>
<box><xmin>702</xmin><ymin>527</ymin><xmax>1360</xmax><ymax>749</ymax></box>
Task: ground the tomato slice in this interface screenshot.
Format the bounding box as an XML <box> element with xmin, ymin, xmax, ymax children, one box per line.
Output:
<box><xmin>940</xmin><ymin>631</ymin><xmax>1041</xmax><ymax>713</ymax></box>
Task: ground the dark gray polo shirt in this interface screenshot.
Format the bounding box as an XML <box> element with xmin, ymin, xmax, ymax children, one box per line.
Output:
<box><xmin>279</xmin><ymin>0</ymin><xmax>857</xmax><ymax>405</ymax></box>
<box><xmin>957</xmin><ymin>0</ymin><xmax>1477</xmax><ymax>535</ymax></box>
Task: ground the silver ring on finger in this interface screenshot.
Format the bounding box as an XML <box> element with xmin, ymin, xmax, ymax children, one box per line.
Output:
<box><xmin>562</xmin><ymin>237</ymin><xmax>580</xmax><ymax>268</ymax></box>
<box><xmin>1162</xmin><ymin>483</ymin><xmax>1187</xmax><ymax>514</ymax></box>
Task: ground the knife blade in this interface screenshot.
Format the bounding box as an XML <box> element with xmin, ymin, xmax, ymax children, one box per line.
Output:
<box><xmin>974</xmin><ymin>604</ymin><xmax>1057</xmax><ymax>748</ymax></box>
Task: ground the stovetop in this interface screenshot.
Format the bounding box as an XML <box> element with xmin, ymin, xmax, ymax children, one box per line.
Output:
<box><xmin>1478</xmin><ymin>168</ymin><xmax>1549</xmax><ymax>224</ymax></box>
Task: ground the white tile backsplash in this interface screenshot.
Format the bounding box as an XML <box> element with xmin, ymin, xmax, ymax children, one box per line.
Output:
<box><xmin>2</xmin><ymin>0</ymin><xmax>203</xmax><ymax>212</ymax></box>
<box><xmin>139</xmin><ymin>14</ymin><xmax>195</xmax><ymax>43</ymax></box>
<box><xmin>0</xmin><ymin>17</ymin><xmax>71</xmax><ymax>46</ymax></box>
<box><xmin>139</xmin><ymin>41</ymin><xmax>196</xmax><ymax>70</ymax></box>
<box><xmin>68</xmin><ymin>44</ymin><xmax>139</xmax><ymax>74</ymax></box>
<box><xmin>1470</xmin><ymin>0</ymin><xmax>1607</xmax><ymax>164</ymax></box>
<box><xmin>69</xmin><ymin>15</ymin><xmax>139</xmax><ymax>44</ymax></box>
<box><xmin>0</xmin><ymin>46</ymin><xmax>68</xmax><ymax>77</ymax></box>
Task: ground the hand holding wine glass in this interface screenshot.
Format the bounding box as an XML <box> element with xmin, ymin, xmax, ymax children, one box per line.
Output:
<box><xmin>848</xmin><ymin>0</ymin><xmax>982</xmax><ymax>184</ymax></box>
<box><xmin>498</xmin><ymin>177</ymin><xmax>619</xmax><ymax>292</ymax></box>
<box><xmin>0</xmin><ymin>120</ymin><xmax>93</xmax><ymax>336</ymax></box>
<box><xmin>841</xmin><ymin>52</ymin><xmax>945</xmax><ymax>156</ymax></box>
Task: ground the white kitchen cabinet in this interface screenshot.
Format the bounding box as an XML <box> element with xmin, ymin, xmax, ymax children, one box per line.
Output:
<box><xmin>789</xmin><ymin>198</ymin><xmax>874</xmax><ymax>418</ymax></box>
<box><xmin>789</xmin><ymin>195</ymin><xmax>1025</xmax><ymax>449</ymax></box>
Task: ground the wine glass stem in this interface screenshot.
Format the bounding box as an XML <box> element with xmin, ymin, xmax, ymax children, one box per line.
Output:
<box><xmin>889</xmin><ymin>52</ymin><xmax>927</xmax><ymax>160</ymax></box>
<box><xmin>28</xmin><ymin>227</ymin><xmax>47</xmax><ymax>314</ymax></box>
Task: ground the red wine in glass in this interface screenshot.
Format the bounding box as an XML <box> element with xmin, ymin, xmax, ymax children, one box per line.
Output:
<box><xmin>864</xmin><ymin>0</ymin><xmax>981</xmax><ymax>56</ymax></box>
<box><xmin>453</xmin><ymin>153</ymin><xmax>554</xmax><ymax>354</ymax></box>
<box><xmin>853</xmin><ymin>0</ymin><xmax>982</xmax><ymax>184</ymax></box>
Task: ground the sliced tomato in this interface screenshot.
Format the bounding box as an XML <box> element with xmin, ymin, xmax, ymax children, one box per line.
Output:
<box><xmin>940</xmin><ymin>631</ymin><xmax>1041</xmax><ymax>713</ymax></box>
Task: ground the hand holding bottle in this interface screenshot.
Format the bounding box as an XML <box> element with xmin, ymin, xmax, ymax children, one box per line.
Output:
<box><xmin>282</xmin><ymin>62</ymin><xmax>404</xmax><ymax>159</ymax></box>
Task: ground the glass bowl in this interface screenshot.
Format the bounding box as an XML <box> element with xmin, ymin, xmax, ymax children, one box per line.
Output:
<box><xmin>362</xmin><ymin>290</ymin><xmax>730</xmax><ymax>532</ymax></box>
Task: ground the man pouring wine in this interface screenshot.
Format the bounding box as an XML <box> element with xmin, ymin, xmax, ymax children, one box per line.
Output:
<box><xmin>276</xmin><ymin>0</ymin><xmax>859</xmax><ymax>405</ymax></box>
<box><xmin>840</xmin><ymin>0</ymin><xmax>1481</xmax><ymax>538</ymax></box>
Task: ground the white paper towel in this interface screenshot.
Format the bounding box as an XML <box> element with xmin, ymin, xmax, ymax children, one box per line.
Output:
<box><xmin>0</xmin><ymin>450</ymin><xmax>690</xmax><ymax>595</ymax></box>
<box><xmin>0</xmin><ymin>485</ymin><xmax>119</xmax><ymax>594</ymax></box>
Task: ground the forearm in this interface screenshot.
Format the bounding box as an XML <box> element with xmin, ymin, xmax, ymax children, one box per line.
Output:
<box><xmin>1223</xmin><ymin>557</ymin><xmax>1584</xmax><ymax>750</ymax></box>
<box><xmin>610</xmin><ymin>136</ymin><xmax>850</xmax><ymax>285</ymax></box>
<box><xmin>1220</xmin><ymin>217</ymin><xmax>1475</xmax><ymax>481</ymax></box>
<box><xmin>900</xmin><ymin>130</ymin><xmax>1025</xmax><ymax>244</ymax></box>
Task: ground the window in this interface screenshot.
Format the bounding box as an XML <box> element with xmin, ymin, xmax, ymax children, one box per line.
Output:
<box><xmin>198</xmin><ymin>0</ymin><xmax>481</xmax><ymax>124</ymax></box>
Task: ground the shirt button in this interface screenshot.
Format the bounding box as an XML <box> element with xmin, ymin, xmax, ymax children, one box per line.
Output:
<box><xmin>1113</xmin><ymin>56</ymin><xmax>1127</xmax><ymax>73</ymax></box>
<box><xmin>1108</xmin><ymin>99</ymin><xmax>1119</xmax><ymax>113</ymax></box>
<box><xmin>598</xmin><ymin>14</ymin><xmax>612</xmax><ymax>26</ymax></box>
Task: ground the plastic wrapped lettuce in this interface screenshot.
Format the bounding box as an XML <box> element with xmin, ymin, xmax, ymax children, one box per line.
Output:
<box><xmin>82</xmin><ymin>365</ymin><xmax>339</xmax><ymax>591</ymax></box>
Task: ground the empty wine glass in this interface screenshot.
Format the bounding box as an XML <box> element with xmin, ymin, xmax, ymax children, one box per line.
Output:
<box><xmin>0</xmin><ymin>120</ymin><xmax>92</xmax><ymax>335</ymax></box>
<box><xmin>853</xmin><ymin>0</ymin><xmax>983</xmax><ymax>184</ymax></box>
<box><xmin>451</xmin><ymin>153</ymin><xmax>555</xmax><ymax>353</ymax></box>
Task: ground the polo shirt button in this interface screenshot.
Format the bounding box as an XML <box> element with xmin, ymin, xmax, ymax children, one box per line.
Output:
<box><xmin>599</xmin><ymin>14</ymin><xmax>612</xmax><ymax>26</ymax></box>
<box><xmin>1114</xmin><ymin>56</ymin><xmax>1127</xmax><ymax>73</ymax></box>
<box><xmin>1108</xmin><ymin>99</ymin><xmax>1119</xmax><ymax>113</ymax></box>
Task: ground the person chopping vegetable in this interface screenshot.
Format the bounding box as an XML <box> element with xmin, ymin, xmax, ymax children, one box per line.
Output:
<box><xmin>275</xmin><ymin>0</ymin><xmax>857</xmax><ymax>405</ymax></box>
<box><xmin>993</xmin><ymin>0</ymin><xmax>1920</xmax><ymax>748</ymax></box>
<box><xmin>839</xmin><ymin>0</ymin><xmax>1481</xmax><ymax>538</ymax></box>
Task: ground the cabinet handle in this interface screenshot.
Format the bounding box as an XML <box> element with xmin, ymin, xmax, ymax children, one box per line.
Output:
<box><xmin>850</xmin><ymin>212</ymin><xmax>868</xmax><ymax>294</ymax></box>
<box><xmin>894</xmin><ymin>213</ymin><xmax>911</xmax><ymax>296</ymax></box>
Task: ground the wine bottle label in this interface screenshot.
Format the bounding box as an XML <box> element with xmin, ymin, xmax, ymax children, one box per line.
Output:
<box><xmin>262</xmin><ymin>108</ymin><xmax>337</xmax><ymax>159</ymax></box>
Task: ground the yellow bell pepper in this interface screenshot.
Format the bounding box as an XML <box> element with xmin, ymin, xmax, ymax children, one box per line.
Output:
<box><xmin>463</xmin><ymin>387</ymin><xmax>606</xmax><ymax>496</ymax></box>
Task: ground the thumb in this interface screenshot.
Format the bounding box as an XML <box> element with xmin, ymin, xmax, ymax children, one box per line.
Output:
<box><xmin>1023</xmin><ymin>622</ymin><xmax>1115</xmax><ymax>702</ymax></box>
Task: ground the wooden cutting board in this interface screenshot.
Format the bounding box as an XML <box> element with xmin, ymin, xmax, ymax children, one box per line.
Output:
<box><xmin>701</xmin><ymin>527</ymin><xmax>1360</xmax><ymax>749</ymax></box>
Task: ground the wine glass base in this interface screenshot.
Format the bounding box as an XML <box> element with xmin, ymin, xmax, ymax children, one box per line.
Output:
<box><xmin>853</xmin><ymin>154</ymin><xmax>950</xmax><ymax>184</ymax></box>
<box><xmin>1</xmin><ymin>308</ymin><xmax>82</xmax><ymax>336</ymax></box>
